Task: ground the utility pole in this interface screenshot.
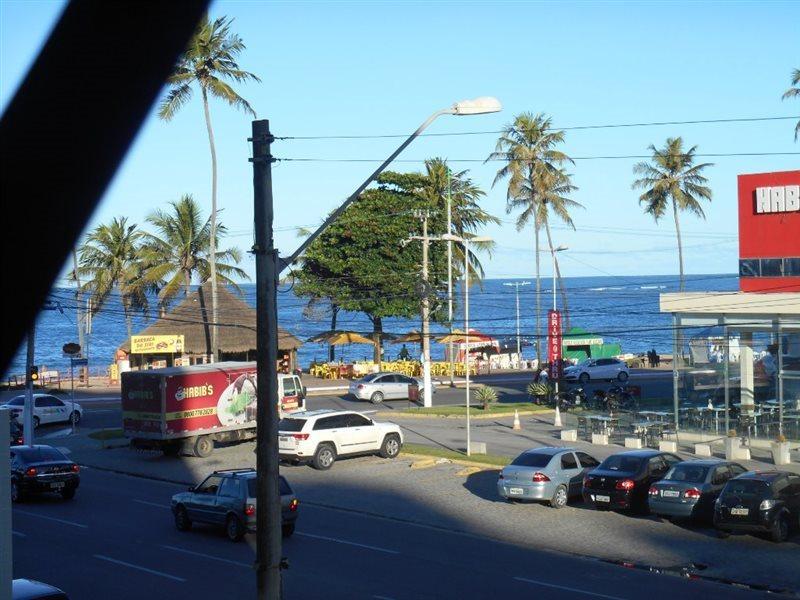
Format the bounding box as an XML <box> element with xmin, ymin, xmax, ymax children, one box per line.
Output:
<box><xmin>503</xmin><ymin>281</ymin><xmax>530</xmax><ymax>366</ymax></box>
<box><xmin>446</xmin><ymin>169</ymin><xmax>454</xmax><ymax>387</ymax></box>
<box><xmin>72</xmin><ymin>250</ymin><xmax>87</xmax><ymax>384</ymax></box>
<box><xmin>24</xmin><ymin>325</ymin><xmax>35</xmax><ymax>447</ymax></box>
<box><xmin>250</xmin><ymin>119</ymin><xmax>282</xmax><ymax>599</ymax></box>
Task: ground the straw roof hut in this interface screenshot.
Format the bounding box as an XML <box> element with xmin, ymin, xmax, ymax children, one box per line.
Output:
<box><xmin>120</xmin><ymin>282</ymin><xmax>301</xmax><ymax>369</ymax></box>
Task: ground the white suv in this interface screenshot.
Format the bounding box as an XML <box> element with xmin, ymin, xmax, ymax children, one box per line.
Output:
<box><xmin>278</xmin><ymin>410</ymin><xmax>403</xmax><ymax>470</ymax></box>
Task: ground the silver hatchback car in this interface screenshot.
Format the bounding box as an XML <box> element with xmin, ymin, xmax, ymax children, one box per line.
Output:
<box><xmin>348</xmin><ymin>372</ymin><xmax>424</xmax><ymax>404</ymax></box>
<box><xmin>498</xmin><ymin>447</ymin><xmax>601</xmax><ymax>508</ymax></box>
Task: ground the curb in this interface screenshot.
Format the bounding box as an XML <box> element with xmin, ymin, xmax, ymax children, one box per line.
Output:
<box><xmin>376</xmin><ymin>409</ymin><xmax>551</xmax><ymax>420</ymax></box>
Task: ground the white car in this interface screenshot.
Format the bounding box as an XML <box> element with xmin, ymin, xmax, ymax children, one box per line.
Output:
<box><xmin>1</xmin><ymin>394</ymin><xmax>83</xmax><ymax>428</ymax></box>
<box><xmin>348</xmin><ymin>372</ymin><xmax>426</xmax><ymax>403</ymax></box>
<box><xmin>563</xmin><ymin>358</ymin><xmax>629</xmax><ymax>383</ymax></box>
<box><xmin>278</xmin><ymin>409</ymin><xmax>403</xmax><ymax>470</ymax></box>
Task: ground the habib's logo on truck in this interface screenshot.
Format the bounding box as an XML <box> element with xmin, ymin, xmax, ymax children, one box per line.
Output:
<box><xmin>174</xmin><ymin>384</ymin><xmax>215</xmax><ymax>402</ymax></box>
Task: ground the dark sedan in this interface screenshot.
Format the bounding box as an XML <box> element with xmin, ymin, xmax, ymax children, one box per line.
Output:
<box><xmin>583</xmin><ymin>450</ymin><xmax>682</xmax><ymax>512</ymax></box>
<box><xmin>714</xmin><ymin>471</ymin><xmax>800</xmax><ymax>542</ymax></box>
<box><xmin>10</xmin><ymin>445</ymin><xmax>80</xmax><ymax>502</ymax></box>
<box><xmin>648</xmin><ymin>460</ymin><xmax>747</xmax><ymax>522</ymax></box>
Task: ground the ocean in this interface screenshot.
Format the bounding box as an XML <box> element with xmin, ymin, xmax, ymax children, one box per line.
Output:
<box><xmin>4</xmin><ymin>274</ymin><xmax>739</xmax><ymax>378</ymax></box>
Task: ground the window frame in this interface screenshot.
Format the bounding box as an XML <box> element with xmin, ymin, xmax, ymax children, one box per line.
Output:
<box><xmin>576</xmin><ymin>452</ymin><xmax>600</xmax><ymax>468</ymax></box>
<box><xmin>196</xmin><ymin>475</ymin><xmax>224</xmax><ymax>495</ymax></box>
<box><xmin>560</xmin><ymin>452</ymin><xmax>579</xmax><ymax>470</ymax></box>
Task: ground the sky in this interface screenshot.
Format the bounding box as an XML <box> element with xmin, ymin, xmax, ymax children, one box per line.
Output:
<box><xmin>1</xmin><ymin>0</ymin><xmax>798</xmax><ymax>284</ymax></box>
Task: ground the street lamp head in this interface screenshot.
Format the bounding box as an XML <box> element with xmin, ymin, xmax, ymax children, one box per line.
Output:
<box><xmin>555</xmin><ymin>245</ymin><xmax>569</xmax><ymax>252</ymax></box>
<box><xmin>467</xmin><ymin>235</ymin><xmax>494</xmax><ymax>243</ymax></box>
<box><xmin>451</xmin><ymin>96</ymin><xmax>502</xmax><ymax>116</ymax></box>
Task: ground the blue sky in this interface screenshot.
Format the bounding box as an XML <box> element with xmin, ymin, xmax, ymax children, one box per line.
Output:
<box><xmin>2</xmin><ymin>0</ymin><xmax>798</xmax><ymax>283</ymax></box>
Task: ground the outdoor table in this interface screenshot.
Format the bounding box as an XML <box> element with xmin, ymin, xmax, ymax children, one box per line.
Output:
<box><xmin>638</xmin><ymin>410</ymin><xmax>671</xmax><ymax>421</ymax></box>
<box><xmin>701</xmin><ymin>407</ymin><xmax>728</xmax><ymax>433</ymax></box>
<box><xmin>588</xmin><ymin>415</ymin><xmax>619</xmax><ymax>436</ymax></box>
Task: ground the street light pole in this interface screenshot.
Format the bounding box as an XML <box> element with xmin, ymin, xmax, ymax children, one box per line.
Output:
<box><xmin>447</xmin><ymin>169</ymin><xmax>454</xmax><ymax>388</ymax></box>
<box><xmin>503</xmin><ymin>281</ymin><xmax>530</xmax><ymax>366</ymax></box>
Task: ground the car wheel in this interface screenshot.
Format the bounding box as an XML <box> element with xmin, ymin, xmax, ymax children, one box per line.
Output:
<box><xmin>312</xmin><ymin>443</ymin><xmax>336</xmax><ymax>470</ymax></box>
<box><xmin>193</xmin><ymin>435</ymin><xmax>214</xmax><ymax>458</ymax></box>
<box><xmin>10</xmin><ymin>481</ymin><xmax>23</xmax><ymax>503</ymax></box>
<box><xmin>370</xmin><ymin>391</ymin><xmax>384</xmax><ymax>404</ymax></box>
<box><xmin>579</xmin><ymin>373</ymin><xmax>590</xmax><ymax>384</ymax></box>
<box><xmin>282</xmin><ymin>523</ymin><xmax>295</xmax><ymax>538</ymax></box>
<box><xmin>226</xmin><ymin>515</ymin><xmax>245</xmax><ymax>542</ymax></box>
<box><xmin>32</xmin><ymin>416</ymin><xmax>40</xmax><ymax>429</ymax></box>
<box><xmin>770</xmin><ymin>516</ymin><xmax>789</xmax><ymax>543</ymax></box>
<box><xmin>61</xmin><ymin>487</ymin><xmax>76</xmax><ymax>500</ymax></box>
<box><xmin>379</xmin><ymin>434</ymin><xmax>401</xmax><ymax>459</ymax></box>
<box><xmin>174</xmin><ymin>506</ymin><xmax>192</xmax><ymax>531</ymax></box>
<box><xmin>69</xmin><ymin>411</ymin><xmax>81</xmax><ymax>425</ymax></box>
<box><xmin>550</xmin><ymin>485</ymin><xmax>568</xmax><ymax>509</ymax></box>
<box><xmin>617</xmin><ymin>371</ymin><xmax>629</xmax><ymax>382</ymax></box>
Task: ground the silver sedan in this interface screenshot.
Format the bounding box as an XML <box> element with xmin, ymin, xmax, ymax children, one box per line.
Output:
<box><xmin>498</xmin><ymin>447</ymin><xmax>600</xmax><ymax>508</ymax></box>
<box><xmin>348</xmin><ymin>372</ymin><xmax>423</xmax><ymax>404</ymax></box>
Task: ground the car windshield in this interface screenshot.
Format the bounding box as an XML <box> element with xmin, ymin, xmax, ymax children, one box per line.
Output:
<box><xmin>247</xmin><ymin>477</ymin><xmax>291</xmax><ymax>497</ymax></box>
<box><xmin>664</xmin><ymin>464</ymin><xmax>708</xmax><ymax>483</ymax></box>
<box><xmin>599</xmin><ymin>455</ymin><xmax>642</xmax><ymax>473</ymax></box>
<box><xmin>724</xmin><ymin>479</ymin><xmax>770</xmax><ymax>497</ymax></box>
<box><xmin>510</xmin><ymin>452</ymin><xmax>553</xmax><ymax>468</ymax></box>
<box><xmin>5</xmin><ymin>397</ymin><xmax>24</xmax><ymax>406</ymax></box>
<box><xmin>16</xmin><ymin>447</ymin><xmax>68</xmax><ymax>463</ymax></box>
<box><xmin>278</xmin><ymin>418</ymin><xmax>306</xmax><ymax>432</ymax></box>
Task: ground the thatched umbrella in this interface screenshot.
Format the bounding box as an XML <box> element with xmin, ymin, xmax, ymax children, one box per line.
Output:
<box><xmin>308</xmin><ymin>331</ymin><xmax>375</xmax><ymax>345</ymax></box>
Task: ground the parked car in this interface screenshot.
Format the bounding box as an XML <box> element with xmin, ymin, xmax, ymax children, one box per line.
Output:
<box><xmin>714</xmin><ymin>470</ymin><xmax>800</xmax><ymax>542</ymax></box>
<box><xmin>1</xmin><ymin>394</ymin><xmax>83</xmax><ymax>428</ymax></box>
<box><xmin>12</xmin><ymin>579</ymin><xmax>69</xmax><ymax>599</ymax></box>
<box><xmin>583</xmin><ymin>450</ymin><xmax>682</xmax><ymax>512</ymax></box>
<box><xmin>563</xmin><ymin>358</ymin><xmax>629</xmax><ymax>383</ymax></box>
<box><xmin>649</xmin><ymin>460</ymin><xmax>747</xmax><ymax>522</ymax></box>
<box><xmin>171</xmin><ymin>468</ymin><xmax>299</xmax><ymax>542</ymax></box>
<box><xmin>278</xmin><ymin>409</ymin><xmax>403</xmax><ymax>469</ymax></box>
<box><xmin>10</xmin><ymin>445</ymin><xmax>80</xmax><ymax>502</ymax></box>
<box><xmin>348</xmin><ymin>372</ymin><xmax>427</xmax><ymax>403</ymax></box>
<box><xmin>498</xmin><ymin>447</ymin><xmax>600</xmax><ymax>508</ymax></box>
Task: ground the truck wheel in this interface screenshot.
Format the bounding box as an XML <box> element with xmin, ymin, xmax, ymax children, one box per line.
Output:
<box><xmin>379</xmin><ymin>434</ymin><xmax>401</xmax><ymax>459</ymax></box>
<box><xmin>226</xmin><ymin>515</ymin><xmax>245</xmax><ymax>542</ymax></box>
<box><xmin>174</xmin><ymin>506</ymin><xmax>192</xmax><ymax>531</ymax></box>
<box><xmin>193</xmin><ymin>435</ymin><xmax>214</xmax><ymax>458</ymax></box>
<box><xmin>312</xmin><ymin>443</ymin><xmax>336</xmax><ymax>470</ymax></box>
<box><xmin>370</xmin><ymin>391</ymin><xmax>384</xmax><ymax>404</ymax></box>
<box><xmin>282</xmin><ymin>523</ymin><xmax>295</xmax><ymax>538</ymax></box>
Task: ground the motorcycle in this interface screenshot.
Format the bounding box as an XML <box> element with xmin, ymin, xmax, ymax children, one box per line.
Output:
<box><xmin>606</xmin><ymin>385</ymin><xmax>637</xmax><ymax>413</ymax></box>
<box><xmin>556</xmin><ymin>387</ymin><xmax>585</xmax><ymax>412</ymax></box>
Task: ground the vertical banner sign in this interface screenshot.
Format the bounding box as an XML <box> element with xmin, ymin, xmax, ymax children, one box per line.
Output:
<box><xmin>548</xmin><ymin>310</ymin><xmax>562</xmax><ymax>379</ymax></box>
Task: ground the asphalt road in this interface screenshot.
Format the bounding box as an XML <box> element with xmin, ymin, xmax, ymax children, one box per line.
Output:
<box><xmin>12</xmin><ymin>467</ymin><xmax>772</xmax><ymax>600</ymax></box>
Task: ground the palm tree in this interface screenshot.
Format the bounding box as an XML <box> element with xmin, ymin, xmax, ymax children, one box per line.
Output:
<box><xmin>488</xmin><ymin>113</ymin><xmax>573</xmax><ymax>364</ymax></box>
<box><xmin>159</xmin><ymin>15</ymin><xmax>260</xmax><ymax>360</ymax></box>
<box><xmin>782</xmin><ymin>68</ymin><xmax>800</xmax><ymax>141</ymax></box>
<box><xmin>632</xmin><ymin>137</ymin><xmax>713</xmax><ymax>291</ymax></box>
<box><xmin>141</xmin><ymin>194</ymin><xmax>248</xmax><ymax>311</ymax></box>
<box><xmin>76</xmin><ymin>217</ymin><xmax>148</xmax><ymax>338</ymax></box>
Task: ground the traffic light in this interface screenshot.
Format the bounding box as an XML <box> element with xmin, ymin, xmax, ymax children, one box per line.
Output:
<box><xmin>28</xmin><ymin>365</ymin><xmax>39</xmax><ymax>383</ymax></box>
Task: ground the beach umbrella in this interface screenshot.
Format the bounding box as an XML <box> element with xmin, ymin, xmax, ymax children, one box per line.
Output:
<box><xmin>436</xmin><ymin>329</ymin><xmax>488</xmax><ymax>345</ymax></box>
<box><xmin>394</xmin><ymin>330</ymin><xmax>425</xmax><ymax>344</ymax></box>
<box><xmin>307</xmin><ymin>330</ymin><xmax>375</xmax><ymax>345</ymax></box>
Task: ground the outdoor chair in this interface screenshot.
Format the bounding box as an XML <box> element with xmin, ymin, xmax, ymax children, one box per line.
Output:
<box><xmin>738</xmin><ymin>415</ymin><xmax>755</xmax><ymax>439</ymax></box>
<box><xmin>577</xmin><ymin>416</ymin><xmax>589</xmax><ymax>440</ymax></box>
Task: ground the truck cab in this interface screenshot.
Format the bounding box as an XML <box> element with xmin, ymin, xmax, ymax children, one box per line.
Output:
<box><xmin>278</xmin><ymin>374</ymin><xmax>306</xmax><ymax>414</ymax></box>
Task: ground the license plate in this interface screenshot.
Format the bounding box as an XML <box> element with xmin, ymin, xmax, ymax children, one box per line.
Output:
<box><xmin>731</xmin><ymin>507</ymin><xmax>749</xmax><ymax>516</ymax></box>
<box><xmin>509</xmin><ymin>487</ymin><xmax>524</xmax><ymax>495</ymax></box>
<box><xmin>595</xmin><ymin>495</ymin><xmax>610</xmax><ymax>502</ymax></box>
<box><xmin>50</xmin><ymin>482</ymin><xmax>65</xmax><ymax>490</ymax></box>
<box><xmin>279</xmin><ymin>436</ymin><xmax>290</xmax><ymax>442</ymax></box>
<box><xmin>662</xmin><ymin>490</ymin><xmax>680</xmax><ymax>498</ymax></box>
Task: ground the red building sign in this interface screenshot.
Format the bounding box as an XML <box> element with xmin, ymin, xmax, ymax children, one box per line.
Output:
<box><xmin>548</xmin><ymin>309</ymin><xmax>562</xmax><ymax>379</ymax></box>
<box><xmin>738</xmin><ymin>170</ymin><xmax>800</xmax><ymax>292</ymax></box>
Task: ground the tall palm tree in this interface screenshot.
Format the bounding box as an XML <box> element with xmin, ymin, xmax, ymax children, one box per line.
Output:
<box><xmin>782</xmin><ymin>68</ymin><xmax>800</xmax><ymax>141</ymax></box>
<box><xmin>632</xmin><ymin>137</ymin><xmax>713</xmax><ymax>291</ymax></box>
<box><xmin>159</xmin><ymin>15</ymin><xmax>260</xmax><ymax>360</ymax></box>
<box><xmin>527</xmin><ymin>167</ymin><xmax>581</xmax><ymax>329</ymax></box>
<box><xmin>76</xmin><ymin>217</ymin><xmax>148</xmax><ymax>338</ymax></box>
<box><xmin>488</xmin><ymin>113</ymin><xmax>573</xmax><ymax>364</ymax></box>
<box><xmin>141</xmin><ymin>194</ymin><xmax>248</xmax><ymax>310</ymax></box>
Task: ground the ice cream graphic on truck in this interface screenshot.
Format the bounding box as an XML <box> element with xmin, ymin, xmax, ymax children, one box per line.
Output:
<box><xmin>121</xmin><ymin>362</ymin><xmax>306</xmax><ymax>457</ymax></box>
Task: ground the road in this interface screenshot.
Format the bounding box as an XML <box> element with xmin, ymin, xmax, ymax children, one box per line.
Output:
<box><xmin>12</xmin><ymin>467</ymin><xmax>771</xmax><ymax>599</ymax></box>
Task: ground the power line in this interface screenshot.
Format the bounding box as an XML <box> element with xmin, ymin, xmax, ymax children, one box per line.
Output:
<box><xmin>274</xmin><ymin>115</ymin><xmax>800</xmax><ymax>141</ymax></box>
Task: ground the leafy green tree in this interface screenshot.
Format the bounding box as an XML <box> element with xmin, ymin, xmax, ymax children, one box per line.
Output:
<box><xmin>76</xmin><ymin>217</ymin><xmax>150</xmax><ymax>338</ymax></box>
<box><xmin>488</xmin><ymin>113</ymin><xmax>573</xmax><ymax>362</ymax></box>
<box><xmin>632</xmin><ymin>137</ymin><xmax>713</xmax><ymax>291</ymax></box>
<box><xmin>782</xmin><ymin>68</ymin><xmax>800</xmax><ymax>141</ymax></box>
<box><xmin>140</xmin><ymin>194</ymin><xmax>248</xmax><ymax>309</ymax></box>
<box><xmin>295</xmin><ymin>172</ymin><xmax>449</xmax><ymax>363</ymax></box>
<box><xmin>159</xmin><ymin>15</ymin><xmax>260</xmax><ymax>358</ymax></box>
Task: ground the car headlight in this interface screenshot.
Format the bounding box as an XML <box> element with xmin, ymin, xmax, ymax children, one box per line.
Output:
<box><xmin>759</xmin><ymin>499</ymin><xmax>775</xmax><ymax>511</ymax></box>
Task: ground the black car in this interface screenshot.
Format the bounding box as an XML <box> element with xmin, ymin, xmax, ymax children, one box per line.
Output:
<box><xmin>10</xmin><ymin>445</ymin><xmax>80</xmax><ymax>502</ymax></box>
<box><xmin>9</xmin><ymin>419</ymin><xmax>24</xmax><ymax>446</ymax></box>
<box><xmin>12</xmin><ymin>579</ymin><xmax>69</xmax><ymax>600</ymax></box>
<box><xmin>648</xmin><ymin>460</ymin><xmax>747</xmax><ymax>522</ymax></box>
<box><xmin>714</xmin><ymin>471</ymin><xmax>800</xmax><ymax>542</ymax></box>
<box><xmin>582</xmin><ymin>450</ymin><xmax>682</xmax><ymax>512</ymax></box>
<box><xmin>171</xmin><ymin>469</ymin><xmax>299</xmax><ymax>542</ymax></box>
